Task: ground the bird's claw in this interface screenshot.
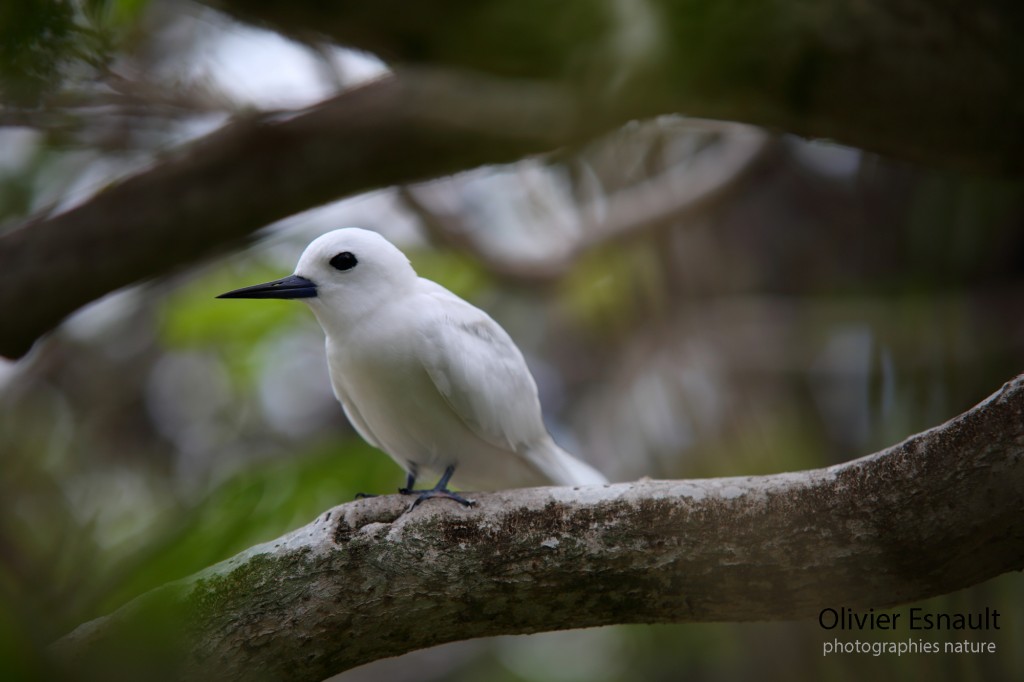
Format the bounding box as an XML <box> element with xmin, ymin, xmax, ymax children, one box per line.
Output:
<box><xmin>404</xmin><ymin>488</ymin><xmax>476</xmax><ymax>512</ymax></box>
<box><xmin>396</xmin><ymin>464</ymin><xmax>474</xmax><ymax>511</ymax></box>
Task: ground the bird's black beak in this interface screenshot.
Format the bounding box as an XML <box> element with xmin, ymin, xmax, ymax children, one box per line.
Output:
<box><xmin>217</xmin><ymin>274</ymin><xmax>318</xmax><ymax>299</ymax></box>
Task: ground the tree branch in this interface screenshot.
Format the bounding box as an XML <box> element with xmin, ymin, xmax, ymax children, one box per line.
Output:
<box><xmin>0</xmin><ymin>69</ymin><xmax>585</xmax><ymax>359</ymax></box>
<box><xmin>404</xmin><ymin>121</ymin><xmax>772</xmax><ymax>282</ymax></box>
<box><xmin>52</xmin><ymin>375</ymin><xmax>1024</xmax><ymax>682</ymax></box>
<box><xmin>5</xmin><ymin>0</ymin><xmax>1024</xmax><ymax>358</ymax></box>
<box><xmin>216</xmin><ymin>0</ymin><xmax>1024</xmax><ymax>174</ymax></box>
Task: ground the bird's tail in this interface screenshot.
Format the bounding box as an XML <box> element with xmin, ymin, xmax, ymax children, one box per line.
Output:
<box><xmin>527</xmin><ymin>439</ymin><xmax>609</xmax><ymax>486</ymax></box>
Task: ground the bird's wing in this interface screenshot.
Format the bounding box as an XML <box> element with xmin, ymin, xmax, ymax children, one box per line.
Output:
<box><xmin>415</xmin><ymin>288</ymin><xmax>547</xmax><ymax>453</ymax></box>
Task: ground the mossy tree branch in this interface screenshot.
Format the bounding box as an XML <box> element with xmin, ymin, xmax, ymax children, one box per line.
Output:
<box><xmin>52</xmin><ymin>375</ymin><xmax>1024</xmax><ymax>682</ymax></box>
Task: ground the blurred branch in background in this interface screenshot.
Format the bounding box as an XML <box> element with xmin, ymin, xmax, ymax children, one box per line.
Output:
<box><xmin>0</xmin><ymin>68</ymin><xmax>584</xmax><ymax>359</ymax></box>
<box><xmin>211</xmin><ymin>0</ymin><xmax>1024</xmax><ymax>172</ymax></box>
<box><xmin>3</xmin><ymin>0</ymin><xmax>1024</xmax><ymax>357</ymax></box>
<box><xmin>403</xmin><ymin>120</ymin><xmax>772</xmax><ymax>282</ymax></box>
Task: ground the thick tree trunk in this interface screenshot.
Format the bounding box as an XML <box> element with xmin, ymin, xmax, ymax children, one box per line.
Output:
<box><xmin>52</xmin><ymin>375</ymin><xmax>1024</xmax><ymax>682</ymax></box>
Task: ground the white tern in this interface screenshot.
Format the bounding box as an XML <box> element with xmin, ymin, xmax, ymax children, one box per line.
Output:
<box><xmin>219</xmin><ymin>228</ymin><xmax>607</xmax><ymax>508</ymax></box>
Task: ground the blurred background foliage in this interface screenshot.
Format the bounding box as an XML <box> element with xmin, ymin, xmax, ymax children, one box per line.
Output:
<box><xmin>2</xmin><ymin>1</ymin><xmax>1023</xmax><ymax>681</ymax></box>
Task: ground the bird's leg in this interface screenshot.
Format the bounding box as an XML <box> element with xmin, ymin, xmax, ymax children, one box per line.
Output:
<box><xmin>401</xmin><ymin>465</ymin><xmax>476</xmax><ymax>511</ymax></box>
<box><xmin>397</xmin><ymin>470</ymin><xmax>417</xmax><ymax>495</ymax></box>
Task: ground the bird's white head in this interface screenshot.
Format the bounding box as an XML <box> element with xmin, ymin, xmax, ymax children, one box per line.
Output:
<box><xmin>218</xmin><ymin>228</ymin><xmax>418</xmax><ymax>333</ymax></box>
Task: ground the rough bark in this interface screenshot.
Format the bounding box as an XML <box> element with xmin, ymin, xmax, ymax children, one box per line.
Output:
<box><xmin>52</xmin><ymin>375</ymin><xmax>1024</xmax><ymax>682</ymax></box>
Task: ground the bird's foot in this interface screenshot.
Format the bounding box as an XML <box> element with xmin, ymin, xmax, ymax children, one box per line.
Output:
<box><xmin>401</xmin><ymin>486</ymin><xmax>476</xmax><ymax>512</ymax></box>
<box><xmin>354</xmin><ymin>492</ymin><xmax>378</xmax><ymax>499</ymax></box>
<box><xmin>400</xmin><ymin>465</ymin><xmax>475</xmax><ymax>511</ymax></box>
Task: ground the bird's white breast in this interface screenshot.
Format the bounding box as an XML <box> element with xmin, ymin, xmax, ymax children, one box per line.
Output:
<box><xmin>322</xmin><ymin>295</ymin><xmax>550</xmax><ymax>488</ymax></box>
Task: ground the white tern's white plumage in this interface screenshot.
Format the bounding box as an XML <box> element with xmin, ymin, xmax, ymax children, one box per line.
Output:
<box><xmin>219</xmin><ymin>228</ymin><xmax>607</xmax><ymax>506</ymax></box>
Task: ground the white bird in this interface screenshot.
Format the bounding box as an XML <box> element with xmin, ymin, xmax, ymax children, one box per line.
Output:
<box><xmin>219</xmin><ymin>228</ymin><xmax>607</xmax><ymax>508</ymax></box>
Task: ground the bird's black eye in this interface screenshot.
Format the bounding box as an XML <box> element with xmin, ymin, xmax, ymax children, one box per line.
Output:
<box><xmin>329</xmin><ymin>251</ymin><xmax>358</xmax><ymax>271</ymax></box>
